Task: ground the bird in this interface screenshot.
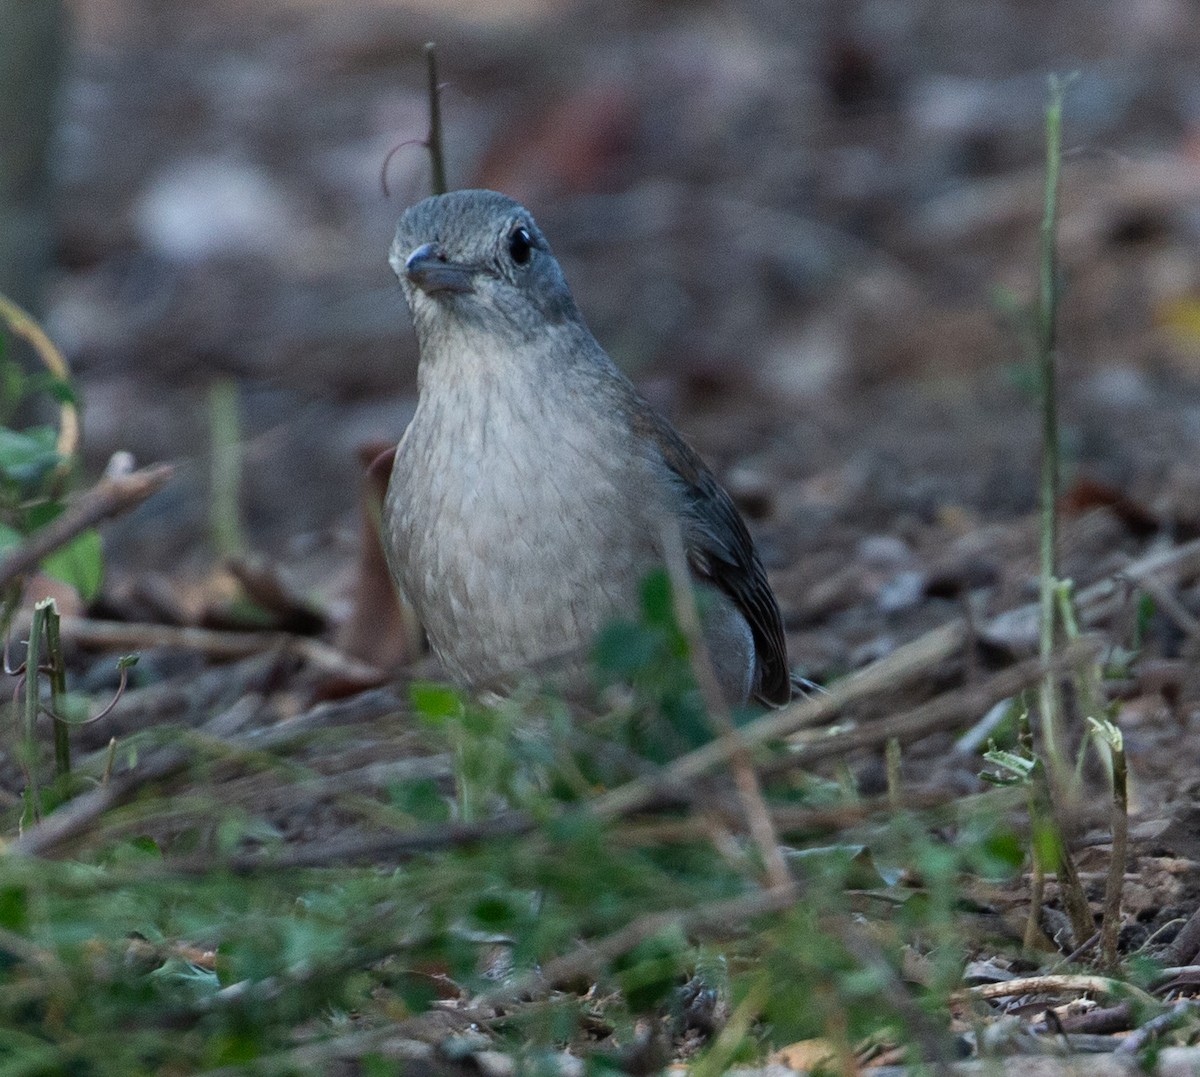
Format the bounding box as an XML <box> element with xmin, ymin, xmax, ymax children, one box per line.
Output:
<box><xmin>383</xmin><ymin>189</ymin><xmax>790</xmax><ymax>706</ymax></box>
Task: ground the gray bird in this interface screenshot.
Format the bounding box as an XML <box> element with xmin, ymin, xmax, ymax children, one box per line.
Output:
<box><xmin>384</xmin><ymin>189</ymin><xmax>790</xmax><ymax>706</ymax></box>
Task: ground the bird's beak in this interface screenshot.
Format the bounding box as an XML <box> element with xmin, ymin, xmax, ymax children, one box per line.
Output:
<box><xmin>401</xmin><ymin>243</ymin><xmax>474</xmax><ymax>296</ymax></box>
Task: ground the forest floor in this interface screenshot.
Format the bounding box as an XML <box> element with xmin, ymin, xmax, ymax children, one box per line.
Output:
<box><xmin>5</xmin><ymin>0</ymin><xmax>1200</xmax><ymax>1071</ymax></box>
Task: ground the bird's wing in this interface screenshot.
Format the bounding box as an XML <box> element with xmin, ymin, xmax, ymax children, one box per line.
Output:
<box><xmin>632</xmin><ymin>405</ymin><xmax>792</xmax><ymax>706</ymax></box>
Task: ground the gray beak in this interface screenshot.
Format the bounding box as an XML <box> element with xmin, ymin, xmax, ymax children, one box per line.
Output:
<box><xmin>402</xmin><ymin>243</ymin><xmax>474</xmax><ymax>295</ymax></box>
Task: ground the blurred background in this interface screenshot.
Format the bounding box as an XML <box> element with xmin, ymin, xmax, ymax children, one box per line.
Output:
<box><xmin>3</xmin><ymin>0</ymin><xmax>1200</xmax><ymax>675</ymax></box>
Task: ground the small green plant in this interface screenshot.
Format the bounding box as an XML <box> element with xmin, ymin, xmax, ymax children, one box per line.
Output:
<box><xmin>0</xmin><ymin>296</ymin><xmax>103</xmax><ymax>624</ymax></box>
<box><xmin>0</xmin><ymin>297</ymin><xmax>124</xmax><ymax>824</ymax></box>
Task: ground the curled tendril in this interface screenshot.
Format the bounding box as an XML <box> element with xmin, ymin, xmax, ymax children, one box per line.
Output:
<box><xmin>39</xmin><ymin>661</ymin><xmax>133</xmax><ymax>727</ymax></box>
<box><xmin>4</xmin><ymin>636</ymin><xmax>21</xmax><ymax>677</ymax></box>
<box><xmin>380</xmin><ymin>137</ymin><xmax>429</xmax><ymax>198</ymax></box>
<box><xmin>4</xmin><ymin>636</ymin><xmax>53</xmax><ymax>679</ymax></box>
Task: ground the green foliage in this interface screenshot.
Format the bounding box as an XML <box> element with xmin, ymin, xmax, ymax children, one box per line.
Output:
<box><xmin>593</xmin><ymin>568</ymin><xmax>711</xmax><ymax>760</ymax></box>
<box><xmin>0</xmin><ymin>314</ymin><xmax>102</xmax><ymax>602</ymax></box>
<box><xmin>0</xmin><ymin>581</ymin><xmax>1040</xmax><ymax>1073</ymax></box>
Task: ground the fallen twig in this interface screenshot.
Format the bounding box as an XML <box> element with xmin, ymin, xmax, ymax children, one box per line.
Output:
<box><xmin>983</xmin><ymin>536</ymin><xmax>1200</xmax><ymax>652</ymax></box>
<box><xmin>1164</xmin><ymin>904</ymin><xmax>1200</xmax><ymax>968</ymax></box>
<box><xmin>969</xmin><ymin>973</ymin><xmax>1154</xmax><ymax>1006</ymax></box>
<box><xmin>1114</xmin><ymin>998</ymin><xmax>1200</xmax><ymax>1056</ymax></box>
<box><xmin>474</xmin><ymin>882</ymin><xmax>801</xmax><ymax>1011</ymax></box>
<box><xmin>26</xmin><ymin>616</ymin><xmax>384</xmax><ymax>684</ymax></box>
<box><xmin>0</xmin><ymin>463</ymin><xmax>173</xmax><ymax>590</ymax></box>
<box><xmin>11</xmin><ymin>693</ymin><xmax>270</xmax><ymax>856</ymax></box>
<box><xmin>661</xmin><ymin>521</ymin><xmax>790</xmax><ymax>889</ymax></box>
<box><xmin>590</xmin><ymin>620</ymin><xmax>968</xmax><ymax>820</ymax></box>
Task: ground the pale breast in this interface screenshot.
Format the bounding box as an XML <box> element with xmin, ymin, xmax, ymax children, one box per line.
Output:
<box><xmin>384</xmin><ymin>371</ymin><xmax>667</xmax><ymax>686</ymax></box>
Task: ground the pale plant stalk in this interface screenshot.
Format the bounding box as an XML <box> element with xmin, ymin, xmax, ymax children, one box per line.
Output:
<box><xmin>208</xmin><ymin>378</ymin><xmax>245</xmax><ymax>558</ymax></box>
<box><xmin>1093</xmin><ymin>719</ymin><xmax>1128</xmax><ymax>970</ymax></box>
<box><xmin>1037</xmin><ymin>74</ymin><xmax>1067</xmax><ymax>784</ymax></box>
<box><xmin>22</xmin><ymin>599</ymin><xmax>46</xmax><ymax>821</ymax></box>
<box><xmin>42</xmin><ymin>598</ymin><xmax>69</xmax><ymax>776</ymax></box>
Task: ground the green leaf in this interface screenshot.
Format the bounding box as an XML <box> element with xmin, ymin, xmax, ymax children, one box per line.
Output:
<box><xmin>614</xmin><ymin>929</ymin><xmax>686</xmax><ymax>1012</ymax></box>
<box><xmin>0</xmin><ymin>522</ymin><xmax>20</xmax><ymax>556</ymax></box>
<box><xmin>42</xmin><ymin>527</ymin><xmax>103</xmax><ymax>601</ymax></box>
<box><xmin>0</xmin><ymin>426</ymin><xmax>61</xmax><ymax>491</ymax></box>
<box><xmin>472</xmin><ymin>894</ymin><xmax>518</xmax><ymax>929</ymax></box>
<box><xmin>0</xmin><ymin>885</ymin><xmax>29</xmax><ymax>931</ymax></box>
<box><xmin>388</xmin><ymin>777</ymin><xmax>450</xmax><ymax>823</ymax></box>
<box><xmin>638</xmin><ymin>568</ymin><xmax>674</xmax><ymax>626</ymax></box>
<box><xmin>410</xmin><ymin>681</ymin><xmax>465</xmax><ymax>723</ymax></box>
<box><xmin>592</xmin><ymin>619</ymin><xmax>657</xmax><ymax>676</ymax></box>
<box><xmin>27</xmin><ymin>372</ymin><xmax>78</xmax><ymax>407</ymax></box>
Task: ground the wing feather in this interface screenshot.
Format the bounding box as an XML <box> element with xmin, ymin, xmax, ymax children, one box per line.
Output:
<box><xmin>631</xmin><ymin>405</ymin><xmax>791</xmax><ymax>705</ymax></box>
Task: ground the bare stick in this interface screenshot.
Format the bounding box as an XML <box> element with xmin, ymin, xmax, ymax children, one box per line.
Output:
<box><xmin>13</xmin><ymin>694</ymin><xmax>267</xmax><ymax>856</ymax></box>
<box><xmin>660</xmin><ymin>522</ymin><xmax>790</xmax><ymax>889</ymax></box>
<box><xmin>1037</xmin><ymin>74</ymin><xmax>1067</xmax><ymax>780</ymax></box>
<box><xmin>969</xmin><ymin>973</ymin><xmax>1153</xmax><ymax>1005</ymax></box>
<box><xmin>424</xmin><ymin>43</ymin><xmax>448</xmax><ymax>195</ymax></box>
<box><xmin>591</xmin><ymin>619</ymin><xmax>967</xmax><ymax>820</ymax></box>
<box><xmin>184</xmin><ymin>812</ymin><xmax>534</xmax><ymax>873</ymax></box>
<box><xmin>43</xmin><ymin>599</ymin><xmax>69</xmax><ymax>775</ymax></box>
<box><xmin>22</xmin><ymin>616</ymin><xmax>383</xmax><ymax>684</ymax></box>
<box><xmin>0</xmin><ymin>463</ymin><xmax>173</xmax><ymax>589</ymax></box>
<box><xmin>1115</xmin><ymin>1000</ymin><xmax>1200</xmax><ymax>1056</ymax></box>
<box><xmin>778</xmin><ymin>642</ymin><xmax>1097</xmax><ymax>772</ymax></box>
<box><xmin>12</xmin><ymin>743</ymin><xmax>190</xmax><ymax>856</ymax></box>
<box><xmin>1164</xmin><ymin>904</ymin><xmax>1200</xmax><ymax>968</ymax></box>
<box><xmin>474</xmin><ymin>883</ymin><xmax>800</xmax><ymax>1011</ymax></box>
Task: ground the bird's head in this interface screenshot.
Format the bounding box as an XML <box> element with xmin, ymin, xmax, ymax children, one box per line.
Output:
<box><xmin>390</xmin><ymin>190</ymin><xmax>581</xmax><ymax>342</ymax></box>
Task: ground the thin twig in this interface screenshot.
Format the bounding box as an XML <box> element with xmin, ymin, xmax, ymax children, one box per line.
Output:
<box><xmin>591</xmin><ymin>619</ymin><xmax>968</xmax><ymax>820</ymax></box>
<box><xmin>0</xmin><ymin>463</ymin><xmax>173</xmax><ymax>589</ymax></box>
<box><xmin>774</xmin><ymin>642</ymin><xmax>1098</xmax><ymax>774</ymax></box>
<box><xmin>1165</xmin><ymin>904</ymin><xmax>1200</xmax><ymax>968</ymax></box>
<box><xmin>474</xmin><ymin>883</ymin><xmax>801</xmax><ymax>1011</ymax></box>
<box><xmin>424</xmin><ymin>42</ymin><xmax>448</xmax><ymax>195</ymax></box>
<box><xmin>40</xmin><ymin>659</ymin><xmax>132</xmax><ymax>727</ymax></box>
<box><xmin>42</xmin><ymin>599</ymin><xmax>70</xmax><ymax>775</ymax></box>
<box><xmin>11</xmin><ymin>694</ymin><xmax>264</xmax><ymax>856</ymax></box>
<box><xmin>1036</xmin><ymin>74</ymin><xmax>1067</xmax><ymax>781</ymax></box>
<box><xmin>969</xmin><ymin>973</ymin><xmax>1154</xmax><ymax>1005</ymax></box>
<box><xmin>1054</xmin><ymin>930</ymin><xmax>1100</xmax><ymax>969</ymax></box>
<box><xmin>1138</xmin><ymin>571</ymin><xmax>1200</xmax><ymax>640</ymax></box>
<box><xmin>1114</xmin><ymin>999</ymin><xmax>1200</xmax><ymax>1055</ymax></box>
<box><xmin>19</xmin><ymin>616</ymin><xmax>383</xmax><ymax>684</ymax></box>
<box><xmin>982</xmin><ymin>531</ymin><xmax>1200</xmax><ymax>654</ymax></box>
<box><xmin>660</xmin><ymin>521</ymin><xmax>790</xmax><ymax>889</ymax></box>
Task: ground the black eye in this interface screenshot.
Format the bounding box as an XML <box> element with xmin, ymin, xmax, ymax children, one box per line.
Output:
<box><xmin>508</xmin><ymin>226</ymin><xmax>533</xmax><ymax>265</ymax></box>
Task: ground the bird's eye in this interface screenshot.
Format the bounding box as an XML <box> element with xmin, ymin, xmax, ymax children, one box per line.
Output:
<box><xmin>508</xmin><ymin>226</ymin><xmax>533</xmax><ymax>265</ymax></box>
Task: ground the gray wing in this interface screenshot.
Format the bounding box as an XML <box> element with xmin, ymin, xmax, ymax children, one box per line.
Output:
<box><xmin>632</xmin><ymin>405</ymin><xmax>792</xmax><ymax>706</ymax></box>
